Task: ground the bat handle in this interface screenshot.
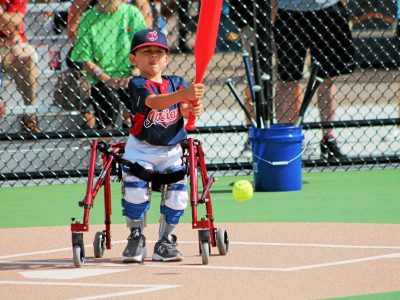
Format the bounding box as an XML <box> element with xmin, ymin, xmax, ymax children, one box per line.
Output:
<box><xmin>185</xmin><ymin>113</ymin><xmax>196</xmax><ymax>131</ymax></box>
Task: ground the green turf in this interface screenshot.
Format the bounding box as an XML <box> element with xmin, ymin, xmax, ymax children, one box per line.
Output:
<box><xmin>0</xmin><ymin>168</ymin><xmax>398</xmax><ymax>228</ymax></box>
<box><xmin>327</xmin><ymin>291</ymin><xmax>400</xmax><ymax>300</ymax></box>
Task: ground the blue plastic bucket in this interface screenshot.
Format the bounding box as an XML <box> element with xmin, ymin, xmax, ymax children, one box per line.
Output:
<box><xmin>249</xmin><ymin>125</ymin><xmax>304</xmax><ymax>192</ymax></box>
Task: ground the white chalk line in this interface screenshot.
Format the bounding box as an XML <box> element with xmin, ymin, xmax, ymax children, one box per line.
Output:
<box><xmin>284</xmin><ymin>252</ymin><xmax>400</xmax><ymax>271</ymax></box>
<box><xmin>0</xmin><ymin>280</ymin><xmax>180</xmax><ymax>300</ymax></box>
<box><xmin>2</xmin><ymin>240</ymin><xmax>400</xmax><ymax>260</ymax></box>
<box><xmin>230</xmin><ymin>242</ymin><xmax>400</xmax><ymax>249</ymax></box>
<box><xmin>1</xmin><ymin>252</ymin><xmax>400</xmax><ymax>272</ymax></box>
<box><xmin>1</xmin><ymin>239</ymin><xmax>400</xmax><ymax>273</ymax></box>
<box><xmin>0</xmin><ymin>247</ymin><xmax>72</xmax><ymax>260</ymax></box>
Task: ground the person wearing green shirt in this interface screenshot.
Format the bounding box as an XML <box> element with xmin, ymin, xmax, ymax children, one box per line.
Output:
<box><xmin>71</xmin><ymin>0</ymin><xmax>147</xmax><ymax>129</ymax></box>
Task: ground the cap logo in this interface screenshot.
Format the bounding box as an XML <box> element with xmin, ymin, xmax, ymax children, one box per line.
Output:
<box><xmin>146</xmin><ymin>31</ymin><xmax>158</xmax><ymax>42</ymax></box>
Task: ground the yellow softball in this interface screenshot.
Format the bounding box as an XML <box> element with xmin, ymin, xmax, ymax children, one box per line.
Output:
<box><xmin>232</xmin><ymin>180</ymin><xmax>253</xmax><ymax>202</ymax></box>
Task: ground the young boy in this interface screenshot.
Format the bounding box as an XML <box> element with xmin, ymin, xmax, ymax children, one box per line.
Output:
<box><xmin>121</xmin><ymin>29</ymin><xmax>204</xmax><ymax>263</ymax></box>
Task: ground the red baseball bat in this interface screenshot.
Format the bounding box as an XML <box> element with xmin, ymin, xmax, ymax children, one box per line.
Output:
<box><xmin>185</xmin><ymin>0</ymin><xmax>223</xmax><ymax>131</ymax></box>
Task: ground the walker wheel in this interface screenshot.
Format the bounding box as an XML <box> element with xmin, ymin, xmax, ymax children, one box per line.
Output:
<box><xmin>93</xmin><ymin>231</ymin><xmax>105</xmax><ymax>258</ymax></box>
<box><xmin>72</xmin><ymin>232</ymin><xmax>85</xmax><ymax>268</ymax></box>
<box><xmin>216</xmin><ymin>228</ymin><xmax>229</xmax><ymax>255</ymax></box>
<box><xmin>200</xmin><ymin>241</ymin><xmax>210</xmax><ymax>265</ymax></box>
<box><xmin>73</xmin><ymin>245</ymin><xmax>85</xmax><ymax>268</ymax></box>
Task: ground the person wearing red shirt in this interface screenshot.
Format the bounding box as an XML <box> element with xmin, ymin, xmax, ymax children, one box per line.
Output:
<box><xmin>0</xmin><ymin>98</ymin><xmax>5</xmax><ymax>120</ymax></box>
<box><xmin>0</xmin><ymin>0</ymin><xmax>40</xmax><ymax>132</ymax></box>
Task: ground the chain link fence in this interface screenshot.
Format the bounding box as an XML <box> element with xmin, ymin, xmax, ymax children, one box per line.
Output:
<box><xmin>0</xmin><ymin>0</ymin><xmax>399</xmax><ymax>186</ymax></box>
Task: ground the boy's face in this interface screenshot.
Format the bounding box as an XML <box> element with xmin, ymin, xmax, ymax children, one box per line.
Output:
<box><xmin>130</xmin><ymin>46</ymin><xmax>169</xmax><ymax>78</ymax></box>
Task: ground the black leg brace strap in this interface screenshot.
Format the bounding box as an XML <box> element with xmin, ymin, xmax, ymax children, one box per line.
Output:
<box><xmin>97</xmin><ymin>142</ymin><xmax>187</xmax><ymax>187</ymax></box>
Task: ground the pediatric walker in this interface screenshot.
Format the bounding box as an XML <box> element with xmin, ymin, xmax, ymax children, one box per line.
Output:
<box><xmin>70</xmin><ymin>138</ymin><xmax>229</xmax><ymax>267</ymax></box>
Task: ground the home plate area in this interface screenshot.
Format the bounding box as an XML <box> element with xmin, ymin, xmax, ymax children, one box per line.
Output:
<box><xmin>1</xmin><ymin>223</ymin><xmax>400</xmax><ymax>299</ymax></box>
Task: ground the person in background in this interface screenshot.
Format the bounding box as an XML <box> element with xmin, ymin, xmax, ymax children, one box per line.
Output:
<box><xmin>0</xmin><ymin>69</ymin><xmax>4</xmax><ymax>119</ymax></box>
<box><xmin>229</xmin><ymin>0</ymin><xmax>257</xmax><ymax>157</ymax></box>
<box><xmin>272</xmin><ymin>0</ymin><xmax>355</xmax><ymax>159</ymax></box>
<box><xmin>150</xmin><ymin>0</ymin><xmax>168</xmax><ymax>35</ymax></box>
<box><xmin>0</xmin><ymin>99</ymin><xmax>5</xmax><ymax>119</ymax></box>
<box><xmin>67</xmin><ymin>0</ymin><xmax>153</xmax><ymax>128</ymax></box>
<box><xmin>176</xmin><ymin>0</ymin><xmax>191</xmax><ymax>52</ymax></box>
<box><xmin>121</xmin><ymin>29</ymin><xmax>204</xmax><ymax>262</ymax></box>
<box><xmin>158</xmin><ymin>0</ymin><xmax>194</xmax><ymax>53</ymax></box>
<box><xmin>70</xmin><ymin>0</ymin><xmax>147</xmax><ymax>129</ymax></box>
<box><xmin>36</xmin><ymin>0</ymin><xmax>55</xmax><ymax>34</ymax></box>
<box><xmin>0</xmin><ymin>0</ymin><xmax>40</xmax><ymax>132</ymax></box>
<box><xmin>67</xmin><ymin>0</ymin><xmax>153</xmax><ymax>44</ymax></box>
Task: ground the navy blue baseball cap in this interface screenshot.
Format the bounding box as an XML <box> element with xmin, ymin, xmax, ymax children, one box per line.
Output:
<box><xmin>131</xmin><ymin>29</ymin><xmax>170</xmax><ymax>53</ymax></box>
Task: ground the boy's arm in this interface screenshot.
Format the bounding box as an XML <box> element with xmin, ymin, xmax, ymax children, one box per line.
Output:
<box><xmin>145</xmin><ymin>83</ymin><xmax>204</xmax><ymax>111</ymax></box>
<box><xmin>145</xmin><ymin>89</ymin><xmax>190</xmax><ymax>110</ymax></box>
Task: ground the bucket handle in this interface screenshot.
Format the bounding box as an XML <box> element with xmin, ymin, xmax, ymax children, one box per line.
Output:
<box><xmin>253</xmin><ymin>145</ymin><xmax>307</xmax><ymax>166</ymax></box>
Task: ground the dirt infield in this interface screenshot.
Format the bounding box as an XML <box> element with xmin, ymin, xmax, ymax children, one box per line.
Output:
<box><xmin>1</xmin><ymin>223</ymin><xmax>400</xmax><ymax>299</ymax></box>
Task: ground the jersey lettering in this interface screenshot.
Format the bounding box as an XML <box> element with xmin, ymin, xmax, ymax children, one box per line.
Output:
<box><xmin>144</xmin><ymin>108</ymin><xmax>180</xmax><ymax>128</ymax></box>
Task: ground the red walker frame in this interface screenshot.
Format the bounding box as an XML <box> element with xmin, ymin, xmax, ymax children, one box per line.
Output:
<box><xmin>70</xmin><ymin>138</ymin><xmax>229</xmax><ymax>267</ymax></box>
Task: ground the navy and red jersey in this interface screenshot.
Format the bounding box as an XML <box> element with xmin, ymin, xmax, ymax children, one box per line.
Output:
<box><xmin>127</xmin><ymin>75</ymin><xmax>187</xmax><ymax>146</ymax></box>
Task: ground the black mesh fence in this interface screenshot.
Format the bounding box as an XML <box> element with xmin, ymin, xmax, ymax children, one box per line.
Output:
<box><xmin>0</xmin><ymin>0</ymin><xmax>399</xmax><ymax>186</ymax></box>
